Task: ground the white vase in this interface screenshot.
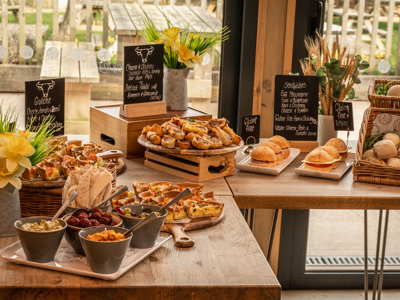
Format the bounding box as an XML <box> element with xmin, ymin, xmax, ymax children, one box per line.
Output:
<box><xmin>317</xmin><ymin>114</ymin><xmax>338</xmax><ymax>146</ymax></box>
<box><xmin>163</xmin><ymin>67</ymin><xmax>190</xmax><ymax>111</ymax></box>
<box><xmin>0</xmin><ymin>183</ymin><xmax>21</xmax><ymax>236</ymax></box>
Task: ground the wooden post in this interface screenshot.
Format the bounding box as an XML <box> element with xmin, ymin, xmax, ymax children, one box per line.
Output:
<box><xmin>326</xmin><ymin>0</ymin><xmax>334</xmax><ymax>46</ymax></box>
<box><xmin>201</xmin><ymin>0</ymin><xmax>207</xmax><ymax>10</ymax></box>
<box><xmin>185</xmin><ymin>0</ymin><xmax>191</xmax><ymax>6</ymax></box>
<box><xmin>385</xmin><ymin>0</ymin><xmax>395</xmax><ymax>61</ymax></box>
<box><xmin>154</xmin><ymin>0</ymin><xmax>159</xmax><ymax>5</ymax></box>
<box><xmin>138</xmin><ymin>0</ymin><xmax>143</xmax><ymax>4</ymax></box>
<box><xmin>396</xmin><ymin>18</ymin><xmax>400</xmax><ymax>74</ymax></box>
<box><xmin>53</xmin><ymin>0</ymin><xmax>59</xmax><ymax>40</ymax></box>
<box><xmin>170</xmin><ymin>0</ymin><xmax>175</xmax><ymax>5</ymax></box>
<box><xmin>19</xmin><ymin>0</ymin><xmax>25</xmax><ymax>65</ymax></box>
<box><xmin>252</xmin><ymin>0</ymin><xmax>268</xmax><ymax>116</ymax></box>
<box><xmin>103</xmin><ymin>0</ymin><xmax>109</xmax><ymax>49</ymax></box>
<box><xmin>70</xmin><ymin>0</ymin><xmax>76</xmax><ymax>41</ymax></box>
<box><xmin>86</xmin><ymin>0</ymin><xmax>92</xmax><ymax>42</ymax></box>
<box><xmin>355</xmin><ymin>0</ymin><xmax>365</xmax><ymax>55</ymax></box>
<box><xmin>283</xmin><ymin>0</ymin><xmax>296</xmax><ymax>75</ymax></box>
<box><xmin>2</xmin><ymin>0</ymin><xmax>8</xmax><ymax>64</ymax></box>
<box><xmin>369</xmin><ymin>0</ymin><xmax>380</xmax><ymax>75</ymax></box>
<box><xmin>216</xmin><ymin>0</ymin><xmax>223</xmax><ymax>21</ymax></box>
<box><xmin>341</xmin><ymin>0</ymin><xmax>349</xmax><ymax>45</ymax></box>
<box><xmin>36</xmin><ymin>0</ymin><xmax>42</xmax><ymax>64</ymax></box>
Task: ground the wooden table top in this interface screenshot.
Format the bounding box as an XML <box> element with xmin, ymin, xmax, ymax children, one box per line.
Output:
<box><xmin>0</xmin><ymin>196</ymin><xmax>280</xmax><ymax>299</ymax></box>
<box><xmin>227</xmin><ymin>144</ymin><xmax>400</xmax><ymax>210</ymax></box>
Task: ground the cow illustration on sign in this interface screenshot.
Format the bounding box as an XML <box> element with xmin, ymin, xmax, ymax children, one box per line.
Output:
<box><xmin>135</xmin><ymin>46</ymin><xmax>154</xmax><ymax>63</ymax></box>
<box><xmin>36</xmin><ymin>81</ymin><xmax>55</xmax><ymax>98</ymax></box>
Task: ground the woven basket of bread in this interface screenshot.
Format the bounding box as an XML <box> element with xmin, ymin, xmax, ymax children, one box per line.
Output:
<box><xmin>353</xmin><ymin>107</ymin><xmax>400</xmax><ymax>186</ymax></box>
<box><xmin>368</xmin><ymin>80</ymin><xmax>400</xmax><ymax>109</ymax></box>
<box><xmin>20</xmin><ymin>187</ymin><xmax>63</xmax><ymax>217</ymax></box>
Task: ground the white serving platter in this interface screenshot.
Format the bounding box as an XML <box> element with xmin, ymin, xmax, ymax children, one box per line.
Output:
<box><xmin>294</xmin><ymin>152</ymin><xmax>354</xmax><ymax>180</ymax></box>
<box><xmin>1</xmin><ymin>236</ymin><xmax>172</xmax><ymax>280</ymax></box>
<box><xmin>236</xmin><ymin>148</ymin><xmax>301</xmax><ymax>175</ymax></box>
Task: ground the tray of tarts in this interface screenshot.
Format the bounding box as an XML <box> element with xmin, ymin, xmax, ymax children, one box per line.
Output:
<box><xmin>113</xmin><ymin>181</ymin><xmax>225</xmax><ymax>248</ymax></box>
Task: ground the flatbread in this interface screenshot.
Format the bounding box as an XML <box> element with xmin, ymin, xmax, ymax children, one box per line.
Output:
<box><xmin>89</xmin><ymin>170</ymin><xmax>113</xmax><ymax>207</ymax></box>
<box><xmin>93</xmin><ymin>186</ymin><xmax>106</xmax><ymax>207</ymax></box>
<box><xmin>75</xmin><ymin>168</ymin><xmax>91</xmax><ymax>209</ymax></box>
<box><xmin>103</xmin><ymin>182</ymin><xmax>112</xmax><ymax>200</ymax></box>
<box><xmin>66</xmin><ymin>185</ymin><xmax>78</xmax><ymax>208</ymax></box>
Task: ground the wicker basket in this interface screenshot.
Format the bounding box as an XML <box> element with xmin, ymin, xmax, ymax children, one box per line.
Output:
<box><xmin>368</xmin><ymin>79</ymin><xmax>400</xmax><ymax>109</ymax></box>
<box><xmin>20</xmin><ymin>187</ymin><xmax>63</xmax><ymax>217</ymax></box>
<box><xmin>353</xmin><ymin>107</ymin><xmax>400</xmax><ymax>186</ymax></box>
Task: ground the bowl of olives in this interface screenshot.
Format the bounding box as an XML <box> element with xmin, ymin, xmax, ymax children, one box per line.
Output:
<box><xmin>117</xmin><ymin>204</ymin><xmax>167</xmax><ymax>249</ymax></box>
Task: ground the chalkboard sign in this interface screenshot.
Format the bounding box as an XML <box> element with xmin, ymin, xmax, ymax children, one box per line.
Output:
<box><xmin>333</xmin><ymin>102</ymin><xmax>354</xmax><ymax>131</ymax></box>
<box><xmin>25</xmin><ymin>78</ymin><xmax>65</xmax><ymax>135</ymax></box>
<box><xmin>273</xmin><ymin>75</ymin><xmax>319</xmax><ymax>141</ymax></box>
<box><xmin>123</xmin><ymin>44</ymin><xmax>164</xmax><ymax>105</ymax></box>
<box><xmin>242</xmin><ymin>115</ymin><xmax>260</xmax><ymax>145</ymax></box>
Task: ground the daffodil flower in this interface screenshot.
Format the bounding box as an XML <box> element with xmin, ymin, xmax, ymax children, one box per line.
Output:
<box><xmin>178</xmin><ymin>44</ymin><xmax>194</xmax><ymax>68</ymax></box>
<box><xmin>0</xmin><ymin>136</ymin><xmax>34</xmax><ymax>172</ymax></box>
<box><xmin>192</xmin><ymin>52</ymin><xmax>203</xmax><ymax>65</ymax></box>
<box><xmin>0</xmin><ymin>160</ymin><xmax>24</xmax><ymax>189</ymax></box>
<box><xmin>14</xmin><ymin>129</ymin><xmax>35</xmax><ymax>142</ymax></box>
<box><xmin>161</xmin><ymin>27</ymin><xmax>181</xmax><ymax>41</ymax></box>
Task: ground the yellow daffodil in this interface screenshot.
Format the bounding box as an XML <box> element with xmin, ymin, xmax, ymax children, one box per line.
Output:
<box><xmin>0</xmin><ymin>136</ymin><xmax>34</xmax><ymax>172</ymax></box>
<box><xmin>188</xmin><ymin>33</ymin><xmax>204</xmax><ymax>41</ymax></box>
<box><xmin>164</xmin><ymin>39</ymin><xmax>180</xmax><ymax>52</ymax></box>
<box><xmin>161</xmin><ymin>27</ymin><xmax>181</xmax><ymax>41</ymax></box>
<box><xmin>178</xmin><ymin>44</ymin><xmax>194</xmax><ymax>68</ymax></box>
<box><xmin>14</xmin><ymin>129</ymin><xmax>35</xmax><ymax>142</ymax></box>
<box><xmin>155</xmin><ymin>38</ymin><xmax>162</xmax><ymax>44</ymax></box>
<box><xmin>0</xmin><ymin>161</ymin><xmax>24</xmax><ymax>189</ymax></box>
<box><xmin>192</xmin><ymin>52</ymin><xmax>203</xmax><ymax>65</ymax></box>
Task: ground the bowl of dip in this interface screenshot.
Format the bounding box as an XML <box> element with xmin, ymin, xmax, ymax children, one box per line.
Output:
<box><xmin>14</xmin><ymin>216</ymin><xmax>67</xmax><ymax>263</ymax></box>
<box><xmin>79</xmin><ymin>226</ymin><xmax>132</xmax><ymax>274</ymax></box>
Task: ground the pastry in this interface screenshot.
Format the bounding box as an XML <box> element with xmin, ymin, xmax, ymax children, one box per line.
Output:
<box><xmin>161</xmin><ymin>135</ymin><xmax>176</xmax><ymax>148</ymax></box>
<box><xmin>191</xmin><ymin>135</ymin><xmax>211</xmax><ymax>150</ymax></box>
<box><xmin>222</xmin><ymin>125</ymin><xmax>242</xmax><ymax>145</ymax></box>
<box><xmin>176</xmin><ymin>139</ymin><xmax>191</xmax><ymax>149</ymax></box>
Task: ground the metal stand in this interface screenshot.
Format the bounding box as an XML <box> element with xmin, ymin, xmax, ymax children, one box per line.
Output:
<box><xmin>364</xmin><ymin>210</ymin><xmax>368</xmax><ymax>300</ymax></box>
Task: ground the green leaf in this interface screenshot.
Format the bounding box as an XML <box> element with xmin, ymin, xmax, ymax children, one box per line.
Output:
<box><xmin>347</xmin><ymin>87</ymin><xmax>355</xmax><ymax>99</ymax></box>
<box><xmin>355</xmin><ymin>55</ymin><xmax>362</xmax><ymax>61</ymax></box>
<box><xmin>352</xmin><ymin>74</ymin><xmax>361</xmax><ymax>84</ymax></box>
<box><xmin>359</xmin><ymin>60</ymin><xmax>370</xmax><ymax>70</ymax></box>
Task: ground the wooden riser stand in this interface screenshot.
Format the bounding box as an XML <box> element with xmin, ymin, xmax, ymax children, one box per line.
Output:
<box><xmin>144</xmin><ymin>150</ymin><xmax>236</xmax><ymax>182</ymax></box>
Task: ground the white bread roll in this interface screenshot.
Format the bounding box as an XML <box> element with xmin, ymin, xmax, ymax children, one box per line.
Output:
<box><xmin>362</xmin><ymin>149</ymin><xmax>377</xmax><ymax>159</ymax></box>
<box><xmin>373</xmin><ymin>140</ymin><xmax>398</xmax><ymax>159</ymax></box>
<box><xmin>382</xmin><ymin>133</ymin><xmax>400</xmax><ymax>148</ymax></box>
<box><xmin>387</xmin><ymin>157</ymin><xmax>400</xmax><ymax>167</ymax></box>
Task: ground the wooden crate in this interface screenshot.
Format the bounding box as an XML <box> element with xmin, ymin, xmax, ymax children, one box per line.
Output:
<box><xmin>144</xmin><ymin>149</ymin><xmax>236</xmax><ymax>182</ymax></box>
<box><xmin>90</xmin><ymin>105</ymin><xmax>212</xmax><ymax>158</ymax></box>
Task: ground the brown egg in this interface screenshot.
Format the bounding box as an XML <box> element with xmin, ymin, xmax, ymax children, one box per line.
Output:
<box><xmin>387</xmin><ymin>85</ymin><xmax>400</xmax><ymax>96</ymax></box>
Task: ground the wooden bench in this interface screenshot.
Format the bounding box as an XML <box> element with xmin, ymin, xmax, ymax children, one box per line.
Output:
<box><xmin>40</xmin><ymin>41</ymin><xmax>100</xmax><ymax>134</ymax></box>
<box><xmin>0</xmin><ymin>0</ymin><xmax>19</xmax><ymax>22</ymax></box>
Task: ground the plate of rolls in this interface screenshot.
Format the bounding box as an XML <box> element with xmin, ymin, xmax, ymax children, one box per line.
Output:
<box><xmin>236</xmin><ymin>135</ymin><xmax>300</xmax><ymax>175</ymax></box>
<box><xmin>294</xmin><ymin>138</ymin><xmax>354</xmax><ymax>180</ymax></box>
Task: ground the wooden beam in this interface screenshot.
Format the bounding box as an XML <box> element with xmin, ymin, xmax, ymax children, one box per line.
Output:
<box><xmin>52</xmin><ymin>0</ymin><xmax>59</xmax><ymax>40</ymax></box>
<box><xmin>19</xmin><ymin>0</ymin><xmax>25</xmax><ymax>65</ymax></box>
<box><xmin>36</xmin><ymin>0</ymin><xmax>42</xmax><ymax>64</ymax></box>
<box><xmin>216</xmin><ymin>0</ymin><xmax>223</xmax><ymax>21</ymax></box>
<box><xmin>103</xmin><ymin>0</ymin><xmax>109</xmax><ymax>48</ymax></box>
<box><xmin>2</xmin><ymin>0</ymin><xmax>9</xmax><ymax>64</ymax></box>
<box><xmin>252</xmin><ymin>0</ymin><xmax>267</xmax><ymax>116</ymax></box>
<box><xmin>341</xmin><ymin>0</ymin><xmax>349</xmax><ymax>45</ymax></box>
<box><xmin>326</xmin><ymin>0</ymin><xmax>334</xmax><ymax>44</ymax></box>
<box><xmin>86</xmin><ymin>0</ymin><xmax>92</xmax><ymax>42</ymax></box>
<box><xmin>70</xmin><ymin>0</ymin><xmax>76</xmax><ymax>41</ymax></box>
<box><xmin>369</xmin><ymin>0</ymin><xmax>380</xmax><ymax>74</ymax></box>
<box><xmin>385</xmin><ymin>0</ymin><xmax>395</xmax><ymax>61</ymax></box>
<box><xmin>282</xmin><ymin>0</ymin><xmax>296</xmax><ymax>75</ymax></box>
<box><xmin>355</xmin><ymin>0</ymin><xmax>365</xmax><ymax>54</ymax></box>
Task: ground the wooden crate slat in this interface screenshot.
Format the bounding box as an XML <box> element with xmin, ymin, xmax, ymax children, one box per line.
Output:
<box><xmin>79</xmin><ymin>42</ymin><xmax>100</xmax><ymax>83</ymax></box>
<box><xmin>144</xmin><ymin>160</ymin><xmax>201</xmax><ymax>182</ymax></box>
<box><xmin>108</xmin><ymin>3</ymin><xmax>136</xmax><ymax>35</ymax></box>
<box><xmin>40</xmin><ymin>41</ymin><xmax>61</xmax><ymax>78</ymax></box>
<box><xmin>60</xmin><ymin>42</ymin><xmax>80</xmax><ymax>82</ymax></box>
<box><xmin>145</xmin><ymin>151</ymin><xmax>200</xmax><ymax>173</ymax></box>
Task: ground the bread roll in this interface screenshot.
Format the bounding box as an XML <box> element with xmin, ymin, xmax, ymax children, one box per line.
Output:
<box><xmin>249</xmin><ymin>146</ymin><xmax>277</xmax><ymax>168</ymax></box>
<box><xmin>373</xmin><ymin>140</ymin><xmax>398</xmax><ymax>159</ymax></box>
<box><xmin>325</xmin><ymin>138</ymin><xmax>348</xmax><ymax>161</ymax></box>
<box><xmin>365</xmin><ymin>156</ymin><xmax>386</xmax><ymax>165</ymax></box>
<box><xmin>269</xmin><ymin>136</ymin><xmax>290</xmax><ymax>158</ymax></box>
<box><xmin>362</xmin><ymin>149</ymin><xmax>377</xmax><ymax>159</ymax></box>
<box><xmin>316</xmin><ymin>146</ymin><xmax>341</xmax><ymax>168</ymax></box>
<box><xmin>382</xmin><ymin>133</ymin><xmax>399</xmax><ymax>148</ymax></box>
<box><xmin>387</xmin><ymin>157</ymin><xmax>400</xmax><ymax>167</ymax></box>
<box><xmin>303</xmin><ymin>149</ymin><xmax>334</xmax><ymax>173</ymax></box>
<box><xmin>258</xmin><ymin>141</ymin><xmax>283</xmax><ymax>164</ymax></box>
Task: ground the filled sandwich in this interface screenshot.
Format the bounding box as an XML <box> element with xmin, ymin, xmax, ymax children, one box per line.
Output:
<box><xmin>303</xmin><ymin>149</ymin><xmax>337</xmax><ymax>173</ymax></box>
<box><xmin>257</xmin><ymin>141</ymin><xmax>283</xmax><ymax>164</ymax></box>
<box><xmin>325</xmin><ymin>138</ymin><xmax>348</xmax><ymax>161</ymax></box>
<box><xmin>249</xmin><ymin>146</ymin><xmax>277</xmax><ymax>168</ymax></box>
<box><xmin>269</xmin><ymin>135</ymin><xmax>290</xmax><ymax>159</ymax></box>
<box><xmin>316</xmin><ymin>146</ymin><xmax>341</xmax><ymax>168</ymax></box>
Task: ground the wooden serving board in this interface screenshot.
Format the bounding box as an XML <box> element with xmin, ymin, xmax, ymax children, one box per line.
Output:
<box><xmin>138</xmin><ymin>135</ymin><xmax>244</xmax><ymax>156</ymax></box>
<box><xmin>21</xmin><ymin>177</ymin><xmax>66</xmax><ymax>188</ymax></box>
<box><xmin>162</xmin><ymin>212</ymin><xmax>225</xmax><ymax>247</ymax></box>
<box><xmin>115</xmin><ymin>158</ymin><xmax>126</xmax><ymax>174</ymax></box>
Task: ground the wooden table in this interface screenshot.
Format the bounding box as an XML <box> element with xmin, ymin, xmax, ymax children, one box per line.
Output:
<box><xmin>0</xmin><ymin>157</ymin><xmax>281</xmax><ymax>299</ymax></box>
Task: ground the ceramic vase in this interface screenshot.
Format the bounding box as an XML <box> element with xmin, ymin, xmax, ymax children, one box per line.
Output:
<box><xmin>317</xmin><ymin>114</ymin><xmax>338</xmax><ymax>145</ymax></box>
<box><xmin>0</xmin><ymin>183</ymin><xmax>21</xmax><ymax>237</ymax></box>
<box><xmin>163</xmin><ymin>67</ymin><xmax>190</xmax><ymax>111</ymax></box>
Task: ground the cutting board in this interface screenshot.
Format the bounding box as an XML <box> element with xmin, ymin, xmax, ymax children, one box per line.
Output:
<box><xmin>162</xmin><ymin>212</ymin><xmax>225</xmax><ymax>247</ymax></box>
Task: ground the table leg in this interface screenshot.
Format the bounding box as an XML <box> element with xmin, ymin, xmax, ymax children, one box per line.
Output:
<box><xmin>372</xmin><ymin>210</ymin><xmax>383</xmax><ymax>300</ymax></box>
<box><xmin>377</xmin><ymin>210</ymin><xmax>389</xmax><ymax>300</ymax></box>
<box><xmin>249</xmin><ymin>208</ymin><xmax>255</xmax><ymax>231</ymax></box>
<box><xmin>243</xmin><ymin>209</ymin><xmax>248</xmax><ymax>222</ymax></box>
<box><xmin>364</xmin><ymin>210</ymin><xmax>368</xmax><ymax>300</ymax></box>
<box><xmin>267</xmin><ymin>209</ymin><xmax>279</xmax><ymax>263</ymax></box>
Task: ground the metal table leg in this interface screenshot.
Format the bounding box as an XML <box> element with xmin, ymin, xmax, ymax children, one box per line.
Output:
<box><xmin>267</xmin><ymin>209</ymin><xmax>279</xmax><ymax>263</ymax></box>
<box><xmin>377</xmin><ymin>210</ymin><xmax>390</xmax><ymax>300</ymax></box>
<box><xmin>364</xmin><ymin>210</ymin><xmax>368</xmax><ymax>300</ymax></box>
<box><xmin>372</xmin><ymin>210</ymin><xmax>383</xmax><ymax>300</ymax></box>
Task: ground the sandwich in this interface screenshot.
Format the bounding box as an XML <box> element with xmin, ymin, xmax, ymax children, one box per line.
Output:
<box><xmin>268</xmin><ymin>135</ymin><xmax>290</xmax><ymax>159</ymax></box>
<box><xmin>302</xmin><ymin>149</ymin><xmax>336</xmax><ymax>173</ymax></box>
<box><xmin>257</xmin><ymin>141</ymin><xmax>283</xmax><ymax>164</ymax></box>
<box><xmin>249</xmin><ymin>146</ymin><xmax>277</xmax><ymax>168</ymax></box>
<box><xmin>325</xmin><ymin>138</ymin><xmax>348</xmax><ymax>161</ymax></box>
<box><xmin>373</xmin><ymin>140</ymin><xmax>397</xmax><ymax>159</ymax></box>
<box><xmin>316</xmin><ymin>146</ymin><xmax>341</xmax><ymax>168</ymax></box>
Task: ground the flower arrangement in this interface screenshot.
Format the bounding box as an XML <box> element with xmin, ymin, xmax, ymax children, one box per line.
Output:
<box><xmin>140</xmin><ymin>15</ymin><xmax>229</xmax><ymax>69</ymax></box>
<box><xmin>300</xmin><ymin>33</ymin><xmax>369</xmax><ymax>115</ymax></box>
<box><xmin>0</xmin><ymin>105</ymin><xmax>60</xmax><ymax>189</ymax></box>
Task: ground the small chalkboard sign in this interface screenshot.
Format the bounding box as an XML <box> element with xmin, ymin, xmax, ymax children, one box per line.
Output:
<box><xmin>274</xmin><ymin>75</ymin><xmax>319</xmax><ymax>141</ymax></box>
<box><xmin>25</xmin><ymin>78</ymin><xmax>64</xmax><ymax>135</ymax></box>
<box><xmin>242</xmin><ymin>115</ymin><xmax>260</xmax><ymax>145</ymax></box>
<box><xmin>123</xmin><ymin>44</ymin><xmax>164</xmax><ymax>105</ymax></box>
<box><xmin>333</xmin><ymin>102</ymin><xmax>354</xmax><ymax>131</ymax></box>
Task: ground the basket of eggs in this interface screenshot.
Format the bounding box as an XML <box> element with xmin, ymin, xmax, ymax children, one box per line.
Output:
<box><xmin>368</xmin><ymin>80</ymin><xmax>400</xmax><ymax>109</ymax></box>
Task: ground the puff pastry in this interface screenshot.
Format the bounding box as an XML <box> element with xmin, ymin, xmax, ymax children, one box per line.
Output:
<box><xmin>191</xmin><ymin>135</ymin><xmax>211</xmax><ymax>150</ymax></box>
<box><xmin>161</xmin><ymin>135</ymin><xmax>176</xmax><ymax>148</ymax></box>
